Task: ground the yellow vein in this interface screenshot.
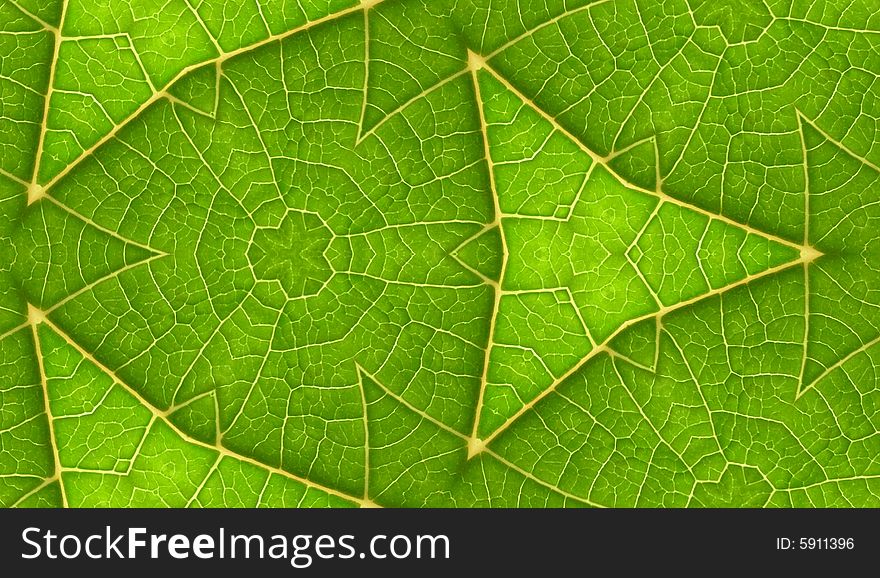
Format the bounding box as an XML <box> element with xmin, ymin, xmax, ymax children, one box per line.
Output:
<box><xmin>212</xmin><ymin>60</ymin><xmax>223</xmax><ymax>118</ymax></box>
<box><xmin>39</xmin><ymin>314</ymin><xmax>375</xmax><ymax>508</ymax></box>
<box><xmin>51</xmin><ymin>252</ymin><xmax>168</xmax><ymax>317</ymax></box>
<box><xmin>182</xmin><ymin>0</ymin><xmax>224</xmax><ymax>56</ymax></box>
<box><xmin>43</xmin><ymin>195</ymin><xmax>168</xmax><ymax>256</ymax></box>
<box><xmin>357</xmin><ymin>3</ymin><xmax>372</xmax><ymax>139</ymax></box>
<box><xmin>355</xmin><ymin>367</ymin><xmax>371</xmax><ymax>503</ymax></box>
<box><xmin>480</xmin><ymin>61</ymin><xmax>812</xmax><ymax>256</ymax></box>
<box><xmin>28</xmin><ymin>0</ymin><xmax>68</xmax><ymax>203</ymax></box>
<box><xmin>39</xmin><ymin>0</ymin><xmax>387</xmax><ymax>194</ymax></box>
<box><xmin>460</xmin><ymin>58</ymin><xmax>817</xmax><ymax>446</ymax></box>
<box><xmin>169</xmin><ymin>286</ymin><xmax>258</xmax><ymax>406</ymax></box>
<box><xmin>797</xmin><ymin>110</ymin><xmax>880</xmax><ymax>174</ymax></box>
<box><xmin>359</xmin><ymin>365</ymin><xmax>599</xmax><ymax>507</ymax></box>
<box><xmin>796</xmin><ymin>113</ymin><xmax>813</xmax><ymax>397</ymax></box>
<box><xmin>164</xmin><ymin>388</ymin><xmax>214</xmax><ymax>416</ymax></box>
<box><xmin>481</xmin><ymin>253</ymin><xmax>812</xmax><ymax>447</ymax></box>
<box><xmin>448</xmin><ymin>224</ymin><xmax>501</xmax><ymax>284</ymax></box>
<box><xmin>29</xmin><ymin>307</ymin><xmax>68</xmax><ymax>507</ymax></box>
<box><xmin>664</xmin><ymin>328</ymin><xmax>725</xmax><ymax>460</ymax></box>
<box><xmin>608</xmin><ymin>354</ymin><xmax>696</xmax><ymax>477</ymax></box>
<box><xmin>356</xmin><ymin>68</ymin><xmax>469</xmax><ymax>144</ymax></box>
<box><xmin>10</xmin><ymin>475</ymin><xmax>59</xmax><ymax>507</ymax></box>
<box><xmin>487</xmin><ymin>449</ymin><xmax>603</xmax><ymax>508</ymax></box>
<box><xmin>798</xmin><ymin>333</ymin><xmax>880</xmax><ymax>400</ymax></box>
<box><xmin>7</xmin><ymin>0</ymin><xmax>58</xmax><ymax>33</ymax></box>
<box><xmin>781</xmin><ymin>474</ymin><xmax>880</xmax><ymax>493</ymax></box>
<box><xmin>122</xmin><ymin>415</ymin><xmax>157</xmax><ymax>476</ymax></box>
<box><xmin>225</xmin><ymin>78</ymin><xmax>286</xmax><ymax>203</ymax></box>
<box><xmin>185</xmin><ymin>454</ymin><xmax>223</xmax><ymax>507</ymax></box>
<box><xmin>482</xmin><ymin>0</ymin><xmax>611</xmax><ymax>62</ymax></box>
<box><xmin>467</xmin><ymin>51</ymin><xmax>508</xmax><ymax>456</ymax></box>
<box><xmin>0</xmin><ymin>167</ymin><xmax>29</xmax><ymax>187</ymax></box>
<box><xmin>126</xmin><ymin>35</ymin><xmax>157</xmax><ymax>93</ymax></box>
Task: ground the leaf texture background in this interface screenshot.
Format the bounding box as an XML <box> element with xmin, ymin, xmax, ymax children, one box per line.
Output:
<box><xmin>1</xmin><ymin>0</ymin><xmax>880</xmax><ymax>507</ymax></box>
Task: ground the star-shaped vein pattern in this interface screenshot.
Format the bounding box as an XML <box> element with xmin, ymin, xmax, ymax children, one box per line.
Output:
<box><xmin>0</xmin><ymin>0</ymin><xmax>879</xmax><ymax>508</ymax></box>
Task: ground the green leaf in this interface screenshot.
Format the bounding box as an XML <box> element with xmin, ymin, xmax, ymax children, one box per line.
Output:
<box><xmin>1</xmin><ymin>0</ymin><xmax>879</xmax><ymax>508</ymax></box>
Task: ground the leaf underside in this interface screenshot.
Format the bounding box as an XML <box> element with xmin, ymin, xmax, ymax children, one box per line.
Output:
<box><xmin>1</xmin><ymin>0</ymin><xmax>880</xmax><ymax>508</ymax></box>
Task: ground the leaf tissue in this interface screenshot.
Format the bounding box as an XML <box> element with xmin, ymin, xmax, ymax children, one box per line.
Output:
<box><xmin>1</xmin><ymin>0</ymin><xmax>879</xmax><ymax>508</ymax></box>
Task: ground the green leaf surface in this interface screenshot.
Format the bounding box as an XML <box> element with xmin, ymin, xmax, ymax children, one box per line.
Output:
<box><xmin>1</xmin><ymin>0</ymin><xmax>879</xmax><ymax>508</ymax></box>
